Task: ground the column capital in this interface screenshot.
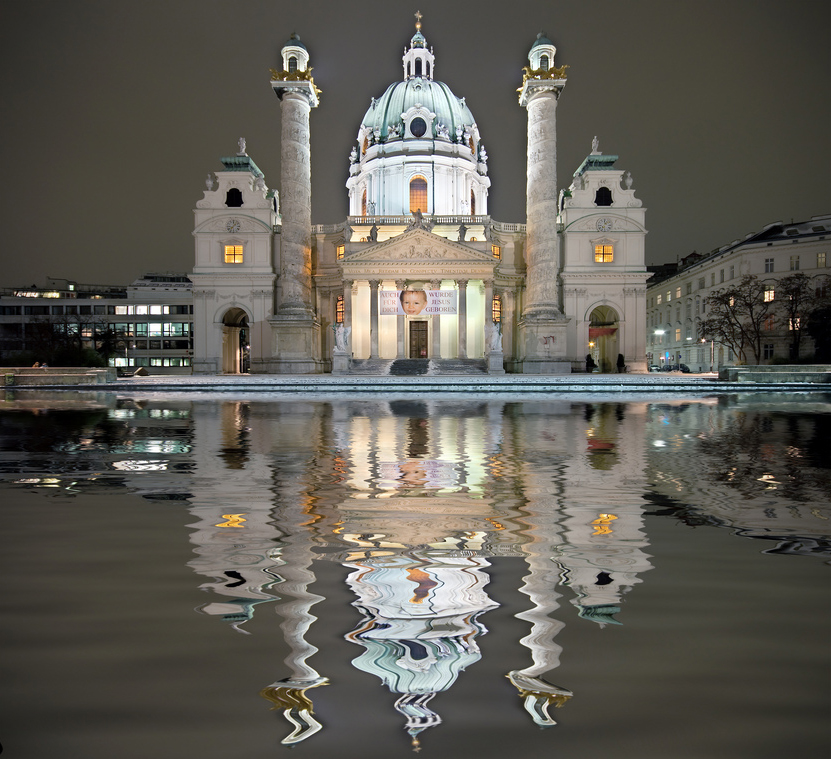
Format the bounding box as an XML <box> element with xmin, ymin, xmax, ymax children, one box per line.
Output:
<box><xmin>455</xmin><ymin>279</ymin><xmax>469</xmax><ymax>288</ymax></box>
<box><xmin>368</xmin><ymin>279</ymin><xmax>381</xmax><ymax>290</ymax></box>
<box><xmin>429</xmin><ymin>279</ymin><xmax>442</xmax><ymax>290</ymax></box>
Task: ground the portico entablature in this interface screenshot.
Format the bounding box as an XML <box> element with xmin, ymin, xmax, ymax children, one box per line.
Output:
<box><xmin>340</xmin><ymin>228</ymin><xmax>496</xmax><ymax>280</ymax></box>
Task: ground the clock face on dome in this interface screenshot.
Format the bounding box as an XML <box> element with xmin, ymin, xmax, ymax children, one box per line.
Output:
<box><xmin>226</xmin><ymin>218</ymin><xmax>241</xmax><ymax>233</ymax></box>
<box><xmin>596</xmin><ymin>217</ymin><xmax>613</xmax><ymax>232</ymax></box>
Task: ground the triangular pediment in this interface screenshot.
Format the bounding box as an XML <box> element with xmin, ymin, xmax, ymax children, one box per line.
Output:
<box><xmin>345</xmin><ymin>228</ymin><xmax>496</xmax><ymax>264</ymax></box>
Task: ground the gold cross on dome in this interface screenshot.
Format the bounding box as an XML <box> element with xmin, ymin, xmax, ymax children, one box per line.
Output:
<box><xmin>415</xmin><ymin>10</ymin><xmax>422</xmax><ymax>30</ymax></box>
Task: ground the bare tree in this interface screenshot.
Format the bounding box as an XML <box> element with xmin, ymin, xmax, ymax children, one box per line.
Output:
<box><xmin>776</xmin><ymin>273</ymin><xmax>820</xmax><ymax>361</ymax></box>
<box><xmin>700</xmin><ymin>275</ymin><xmax>774</xmax><ymax>364</ymax></box>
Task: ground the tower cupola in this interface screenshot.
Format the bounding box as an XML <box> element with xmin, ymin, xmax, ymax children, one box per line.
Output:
<box><xmin>528</xmin><ymin>32</ymin><xmax>556</xmax><ymax>71</ymax></box>
<box><xmin>281</xmin><ymin>33</ymin><xmax>309</xmax><ymax>73</ymax></box>
<box><xmin>402</xmin><ymin>11</ymin><xmax>435</xmax><ymax>80</ymax></box>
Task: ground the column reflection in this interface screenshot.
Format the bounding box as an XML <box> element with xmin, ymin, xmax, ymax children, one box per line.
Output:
<box><xmin>183</xmin><ymin>399</ymin><xmax>654</xmax><ymax>748</ymax></box>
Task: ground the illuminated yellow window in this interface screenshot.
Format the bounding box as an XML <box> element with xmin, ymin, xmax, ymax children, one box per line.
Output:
<box><xmin>491</xmin><ymin>244</ymin><xmax>501</xmax><ymax>260</ymax></box>
<box><xmin>594</xmin><ymin>244</ymin><xmax>613</xmax><ymax>263</ymax></box>
<box><xmin>224</xmin><ymin>245</ymin><xmax>243</xmax><ymax>264</ymax></box>
<box><xmin>336</xmin><ymin>295</ymin><xmax>344</xmax><ymax>324</ymax></box>
<box><xmin>336</xmin><ymin>244</ymin><xmax>345</xmax><ymax>260</ymax></box>
<box><xmin>409</xmin><ymin>176</ymin><xmax>428</xmax><ymax>214</ymax></box>
<box><xmin>492</xmin><ymin>294</ymin><xmax>502</xmax><ymax>323</ymax></box>
<box><xmin>361</xmin><ymin>189</ymin><xmax>367</xmax><ymax>217</ymax></box>
<box><xmin>763</xmin><ymin>286</ymin><xmax>775</xmax><ymax>302</ymax></box>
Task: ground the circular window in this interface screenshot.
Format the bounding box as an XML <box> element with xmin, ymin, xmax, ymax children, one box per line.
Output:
<box><xmin>410</xmin><ymin>117</ymin><xmax>427</xmax><ymax>138</ymax></box>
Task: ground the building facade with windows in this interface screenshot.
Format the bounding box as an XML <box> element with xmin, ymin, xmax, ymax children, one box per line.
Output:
<box><xmin>645</xmin><ymin>215</ymin><xmax>831</xmax><ymax>371</ymax></box>
<box><xmin>0</xmin><ymin>274</ymin><xmax>194</xmax><ymax>373</ymax></box>
<box><xmin>190</xmin><ymin>21</ymin><xmax>649</xmax><ymax>375</ymax></box>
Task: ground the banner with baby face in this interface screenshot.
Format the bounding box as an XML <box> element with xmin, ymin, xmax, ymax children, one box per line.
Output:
<box><xmin>379</xmin><ymin>290</ymin><xmax>458</xmax><ymax>316</ymax></box>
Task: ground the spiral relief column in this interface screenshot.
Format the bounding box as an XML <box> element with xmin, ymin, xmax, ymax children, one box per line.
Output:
<box><xmin>269</xmin><ymin>33</ymin><xmax>322</xmax><ymax>373</ymax></box>
<box><xmin>517</xmin><ymin>33</ymin><xmax>571</xmax><ymax>374</ymax></box>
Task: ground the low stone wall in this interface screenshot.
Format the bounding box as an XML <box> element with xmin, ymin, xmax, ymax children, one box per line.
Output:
<box><xmin>4</xmin><ymin>367</ymin><xmax>117</xmax><ymax>386</ymax></box>
<box><xmin>719</xmin><ymin>365</ymin><xmax>831</xmax><ymax>383</ymax></box>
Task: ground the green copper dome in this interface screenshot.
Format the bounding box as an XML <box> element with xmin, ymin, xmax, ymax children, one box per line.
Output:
<box><xmin>360</xmin><ymin>78</ymin><xmax>476</xmax><ymax>142</ymax></box>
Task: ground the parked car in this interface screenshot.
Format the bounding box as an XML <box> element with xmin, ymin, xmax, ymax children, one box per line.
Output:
<box><xmin>678</xmin><ymin>363</ymin><xmax>691</xmax><ymax>373</ymax></box>
<box><xmin>648</xmin><ymin>365</ymin><xmax>662</xmax><ymax>372</ymax></box>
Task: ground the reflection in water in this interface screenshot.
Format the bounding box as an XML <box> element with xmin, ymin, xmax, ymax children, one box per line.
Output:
<box><xmin>179</xmin><ymin>399</ymin><xmax>659</xmax><ymax>746</ymax></box>
<box><xmin>1</xmin><ymin>395</ymin><xmax>829</xmax><ymax>752</ymax></box>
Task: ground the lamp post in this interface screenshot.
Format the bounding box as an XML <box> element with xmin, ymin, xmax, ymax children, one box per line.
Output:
<box><xmin>700</xmin><ymin>337</ymin><xmax>714</xmax><ymax>372</ymax></box>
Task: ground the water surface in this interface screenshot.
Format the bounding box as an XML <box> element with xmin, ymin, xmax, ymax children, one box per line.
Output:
<box><xmin>1</xmin><ymin>394</ymin><xmax>828</xmax><ymax>758</ymax></box>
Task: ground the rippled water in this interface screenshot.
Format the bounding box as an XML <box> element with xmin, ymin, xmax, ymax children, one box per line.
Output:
<box><xmin>1</xmin><ymin>393</ymin><xmax>829</xmax><ymax>758</ymax></box>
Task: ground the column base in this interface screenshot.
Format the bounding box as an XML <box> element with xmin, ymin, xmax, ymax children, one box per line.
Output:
<box><xmin>265</xmin><ymin>316</ymin><xmax>323</xmax><ymax>374</ymax></box>
<box><xmin>516</xmin><ymin>317</ymin><xmax>572</xmax><ymax>375</ymax></box>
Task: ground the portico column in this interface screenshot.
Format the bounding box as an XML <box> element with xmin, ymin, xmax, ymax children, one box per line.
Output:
<box><xmin>395</xmin><ymin>279</ymin><xmax>406</xmax><ymax>358</ymax></box>
<box><xmin>456</xmin><ymin>279</ymin><xmax>468</xmax><ymax>359</ymax></box>
<box><xmin>343</xmin><ymin>279</ymin><xmax>353</xmax><ymax>354</ymax></box>
<box><xmin>430</xmin><ymin>279</ymin><xmax>442</xmax><ymax>359</ymax></box>
<box><xmin>483</xmin><ymin>279</ymin><xmax>494</xmax><ymax>353</ymax></box>
<box><xmin>369</xmin><ymin>279</ymin><xmax>380</xmax><ymax>359</ymax></box>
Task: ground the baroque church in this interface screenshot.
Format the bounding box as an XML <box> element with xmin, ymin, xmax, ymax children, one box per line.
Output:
<box><xmin>190</xmin><ymin>17</ymin><xmax>648</xmax><ymax>375</ymax></box>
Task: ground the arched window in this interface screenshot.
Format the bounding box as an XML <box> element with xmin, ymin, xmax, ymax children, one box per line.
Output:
<box><xmin>470</xmin><ymin>189</ymin><xmax>476</xmax><ymax>216</ymax></box>
<box><xmin>362</xmin><ymin>136</ymin><xmax>369</xmax><ymax>155</ymax></box>
<box><xmin>336</xmin><ymin>295</ymin><xmax>344</xmax><ymax>324</ymax></box>
<box><xmin>361</xmin><ymin>189</ymin><xmax>367</xmax><ymax>217</ymax></box>
<box><xmin>406</xmin><ymin>62</ymin><xmax>411</xmax><ymax>78</ymax></box>
<box><xmin>426</xmin><ymin>62</ymin><xmax>431</xmax><ymax>77</ymax></box>
<box><xmin>539</xmin><ymin>54</ymin><xmax>549</xmax><ymax>71</ymax></box>
<box><xmin>225</xmin><ymin>188</ymin><xmax>243</xmax><ymax>208</ymax></box>
<box><xmin>415</xmin><ymin>59</ymin><xmax>422</xmax><ymax>77</ymax></box>
<box><xmin>594</xmin><ymin>187</ymin><xmax>613</xmax><ymax>206</ymax></box>
<box><xmin>409</xmin><ymin>176</ymin><xmax>428</xmax><ymax>214</ymax></box>
<box><xmin>288</xmin><ymin>56</ymin><xmax>298</xmax><ymax>73</ymax></box>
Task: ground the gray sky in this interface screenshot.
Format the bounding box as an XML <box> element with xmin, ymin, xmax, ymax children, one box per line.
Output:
<box><xmin>1</xmin><ymin>0</ymin><xmax>828</xmax><ymax>287</ymax></box>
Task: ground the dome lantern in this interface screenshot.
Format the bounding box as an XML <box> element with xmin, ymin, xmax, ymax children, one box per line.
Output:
<box><xmin>402</xmin><ymin>11</ymin><xmax>435</xmax><ymax>80</ymax></box>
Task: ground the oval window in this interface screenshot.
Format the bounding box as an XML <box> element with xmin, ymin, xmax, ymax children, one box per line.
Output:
<box><xmin>410</xmin><ymin>117</ymin><xmax>427</xmax><ymax>138</ymax></box>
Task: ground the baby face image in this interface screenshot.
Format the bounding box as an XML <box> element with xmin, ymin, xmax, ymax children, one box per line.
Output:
<box><xmin>400</xmin><ymin>290</ymin><xmax>428</xmax><ymax>315</ymax></box>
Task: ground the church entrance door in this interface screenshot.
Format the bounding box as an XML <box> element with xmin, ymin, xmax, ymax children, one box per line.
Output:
<box><xmin>408</xmin><ymin>321</ymin><xmax>428</xmax><ymax>358</ymax></box>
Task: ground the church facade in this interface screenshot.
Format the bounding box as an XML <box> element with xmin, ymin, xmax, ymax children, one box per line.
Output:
<box><xmin>190</xmin><ymin>20</ymin><xmax>649</xmax><ymax>375</ymax></box>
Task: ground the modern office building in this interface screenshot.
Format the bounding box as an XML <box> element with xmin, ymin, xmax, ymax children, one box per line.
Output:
<box><xmin>0</xmin><ymin>274</ymin><xmax>194</xmax><ymax>373</ymax></box>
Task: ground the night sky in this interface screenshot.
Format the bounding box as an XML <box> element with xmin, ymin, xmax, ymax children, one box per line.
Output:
<box><xmin>1</xmin><ymin>0</ymin><xmax>828</xmax><ymax>287</ymax></box>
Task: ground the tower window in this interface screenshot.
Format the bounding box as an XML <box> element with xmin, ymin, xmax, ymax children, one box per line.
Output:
<box><xmin>224</xmin><ymin>245</ymin><xmax>243</xmax><ymax>264</ymax></box>
<box><xmin>225</xmin><ymin>188</ymin><xmax>243</xmax><ymax>207</ymax></box>
<box><xmin>594</xmin><ymin>244</ymin><xmax>614</xmax><ymax>263</ymax></box>
<box><xmin>409</xmin><ymin>176</ymin><xmax>428</xmax><ymax>213</ymax></box>
<box><xmin>415</xmin><ymin>59</ymin><xmax>422</xmax><ymax>76</ymax></box>
<box><xmin>539</xmin><ymin>54</ymin><xmax>549</xmax><ymax>70</ymax></box>
<box><xmin>288</xmin><ymin>56</ymin><xmax>297</xmax><ymax>73</ymax></box>
<box><xmin>594</xmin><ymin>187</ymin><xmax>613</xmax><ymax>206</ymax></box>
